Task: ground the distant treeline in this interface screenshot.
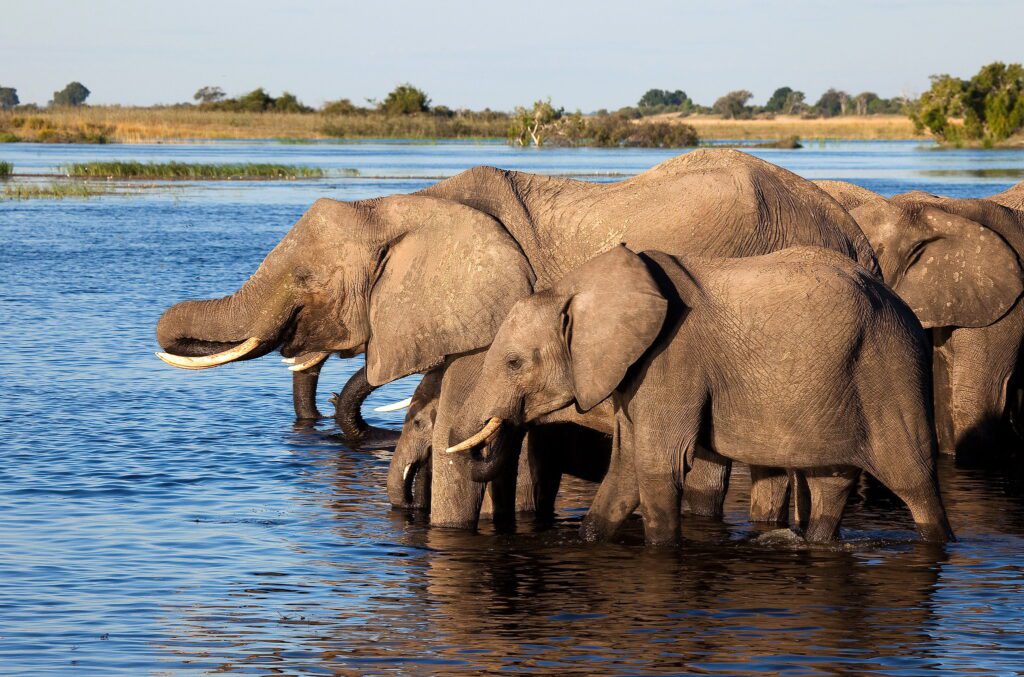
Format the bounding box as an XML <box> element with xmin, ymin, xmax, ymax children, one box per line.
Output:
<box><xmin>1</xmin><ymin>62</ymin><xmax>1021</xmax><ymax>146</ymax></box>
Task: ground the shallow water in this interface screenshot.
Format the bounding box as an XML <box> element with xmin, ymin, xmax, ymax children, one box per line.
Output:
<box><xmin>1</xmin><ymin>141</ymin><xmax>1023</xmax><ymax>675</ymax></box>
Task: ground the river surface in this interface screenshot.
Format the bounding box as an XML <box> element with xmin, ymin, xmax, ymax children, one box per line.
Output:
<box><xmin>2</xmin><ymin>140</ymin><xmax>1024</xmax><ymax>675</ymax></box>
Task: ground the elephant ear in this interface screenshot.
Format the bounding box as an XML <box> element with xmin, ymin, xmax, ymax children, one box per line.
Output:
<box><xmin>560</xmin><ymin>246</ymin><xmax>668</xmax><ymax>411</ymax></box>
<box><xmin>366</xmin><ymin>197</ymin><xmax>534</xmax><ymax>385</ymax></box>
<box><xmin>896</xmin><ymin>205</ymin><xmax>1023</xmax><ymax>328</ymax></box>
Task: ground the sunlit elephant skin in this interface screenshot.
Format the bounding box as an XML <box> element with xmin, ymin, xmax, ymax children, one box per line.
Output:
<box><xmin>155</xmin><ymin>149</ymin><xmax>876</xmax><ymax>530</ymax></box>
<box><xmin>450</xmin><ymin>246</ymin><xmax>953</xmax><ymax>545</ymax></box>
<box><xmin>817</xmin><ymin>181</ymin><xmax>1024</xmax><ymax>457</ymax></box>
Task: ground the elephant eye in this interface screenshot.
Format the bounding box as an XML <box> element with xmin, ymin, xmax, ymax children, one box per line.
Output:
<box><xmin>412</xmin><ymin>418</ymin><xmax>423</xmax><ymax>429</ymax></box>
<box><xmin>506</xmin><ymin>354</ymin><xmax>524</xmax><ymax>371</ymax></box>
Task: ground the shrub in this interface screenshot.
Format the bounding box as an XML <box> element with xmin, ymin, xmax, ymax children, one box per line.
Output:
<box><xmin>910</xmin><ymin>62</ymin><xmax>1024</xmax><ymax>143</ymax></box>
<box><xmin>194</xmin><ymin>86</ymin><xmax>225</xmax><ymax>104</ymax></box>
<box><xmin>0</xmin><ymin>86</ymin><xmax>19</xmax><ymax>110</ymax></box>
<box><xmin>0</xmin><ymin>161</ymin><xmax>11</xmax><ymax>177</ymax></box>
<box><xmin>51</xmin><ymin>82</ymin><xmax>90</xmax><ymax>107</ymax></box>
<box><xmin>322</xmin><ymin>98</ymin><xmax>367</xmax><ymax>115</ymax></box>
<box><xmin>712</xmin><ymin>90</ymin><xmax>753</xmax><ymax>119</ymax></box>
<box><xmin>379</xmin><ymin>84</ymin><xmax>430</xmax><ymax>115</ymax></box>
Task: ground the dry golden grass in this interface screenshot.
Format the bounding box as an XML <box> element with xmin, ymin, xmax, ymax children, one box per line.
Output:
<box><xmin>0</xmin><ymin>107</ymin><xmax>925</xmax><ymax>143</ymax></box>
<box><xmin>652</xmin><ymin>113</ymin><xmax>923</xmax><ymax>141</ymax></box>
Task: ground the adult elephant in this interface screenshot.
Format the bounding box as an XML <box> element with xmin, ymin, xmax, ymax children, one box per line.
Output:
<box><xmin>816</xmin><ymin>181</ymin><xmax>1024</xmax><ymax>456</ymax></box>
<box><xmin>155</xmin><ymin>149</ymin><xmax>875</xmax><ymax>530</ymax></box>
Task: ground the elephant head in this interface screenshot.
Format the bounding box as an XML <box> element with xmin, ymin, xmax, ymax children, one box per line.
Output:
<box><xmin>816</xmin><ymin>181</ymin><xmax>1024</xmax><ymax>329</ymax></box>
<box><xmin>386</xmin><ymin>369</ymin><xmax>443</xmax><ymax>509</ymax></box>
<box><xmin>447</xmin><ymin>246</ymin><xmax>667</xmax><ymax>478</ymax></box>
<box><xmin>155</xmin><ymin>196</ymin><xmax>535</xmax><ymax>389</ymax></box>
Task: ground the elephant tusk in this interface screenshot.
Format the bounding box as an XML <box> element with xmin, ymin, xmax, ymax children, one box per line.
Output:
<box><xmin>281</xmin><ymin>357</ymin><xmax>296</xmax><ymax>364</ymax></box>
<box><xmin>374</xmin><ymin>397</ymin><xmax>413</xmax><ymax>413</ymax></box>
<box><xmin>156</xmin><ymin>337</ymin><xmax>261</xmax><ymax>370</ymax></box>
<box><xmin>446</xmin><ymin>418</ymin><xmax>503</xmax><ymax>454</ymax></box>
<box><xmin>403</xmin><ymin>464</ymin><xmax>412</xmax><ymax>481</ymax></box>
<box><xmin>288</xmin><ymin>351</ymin><xmax>330</xmax><ymax>372</ymax></box>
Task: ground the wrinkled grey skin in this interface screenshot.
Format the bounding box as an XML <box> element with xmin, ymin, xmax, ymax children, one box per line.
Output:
<box><xmin>387</xmin><ymin>370</ymin><xmax>443</xmax><ymax>509</ymax></box>
<box><xmin>155</xmin><ymin>149</ymin><xmax>875</xmax><ymax>530</ymax></box>
<box><xmin>291</xmin><ymin>363</ymin><xmax>401</xmax><ymax>447</ymax></box>
<box><xmin>817</xmin><ymin>181</ymin><xmax>1024</xmax><ymax>457</ymax></box>
<box><xmin>451</xmin><ymin>246</ymin><xmax>953</xmax><ymax>544</ymax></box>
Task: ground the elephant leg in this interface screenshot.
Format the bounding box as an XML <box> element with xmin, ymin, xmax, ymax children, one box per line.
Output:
<box><xmin>580</xmin><ymin>419</ymin><xmax>639</xmax><ymax>542</ymax></box>
<box><xmin>515</xmin><ymin>428</ymin><xmax>563</xmax><ymax>522</ymax></box>
<box><xmin>931</xmin><ymin>328</ymin><xmax>956</xmax><ymax>454</ymax></box>
<box><xmin>802</xmin><ymin>467</ymin><xmax>858</xmax><ymax>542</ymax></box>
<box><xmin>681</xmin><ymin>445</ymin><xmax>730</xmax><ymax>518</ymax></box>
<box><xmin>292</xmin><ymin>364</ymin><xmax>322</xmax><ymax>420</ymax></box>
<box><xmin>944</xmin><ymin>313</ymin><xmax>1024</xmax><ymax>459</ymax></box>
<box><xmin>632</xmin><ymin>424</ymin><xmax>683</xmax><ymax>546</ymax></box>
<box><xmin>748</xmin><ymin>465</ymin><xmax>791</xmax><ymax>524</ymax></box>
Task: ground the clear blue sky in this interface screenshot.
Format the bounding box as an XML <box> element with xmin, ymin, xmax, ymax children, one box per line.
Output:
<box><xmin>2</xmin><ymin>0</ymin><xmax>1022</xmax><ymax>110</ymax></box>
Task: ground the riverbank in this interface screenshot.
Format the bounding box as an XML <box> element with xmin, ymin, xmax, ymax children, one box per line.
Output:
<box><xmin>0</xmin><ymin>107</ymin><xmax>924</xmax><ymax>143</ymax></box>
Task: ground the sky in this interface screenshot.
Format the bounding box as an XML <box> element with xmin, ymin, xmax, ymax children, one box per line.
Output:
<box><xmin>2</xmin><ymin>0</ymin><xmax>1022</xmax><ymax>111</ymax></box>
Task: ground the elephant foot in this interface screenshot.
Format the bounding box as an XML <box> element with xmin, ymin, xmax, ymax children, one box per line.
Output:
<box><xmin>753</xmin><ymin>528</ymin><xmax>804</xmax><ymax>546</ymax></box>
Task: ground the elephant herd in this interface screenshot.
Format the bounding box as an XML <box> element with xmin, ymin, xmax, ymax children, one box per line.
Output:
<box><xmin>155</xmin><ymin>149</ymin><xmax>1024</xmax><ymax>545</ymax></box>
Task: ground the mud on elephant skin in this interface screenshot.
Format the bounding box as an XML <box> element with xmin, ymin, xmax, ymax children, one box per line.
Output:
<box><xmin>448</xmin><ymin>246</ymin><xmax>954</xmax><ymax>545</ymax></box>
<box><xmin>817</xmin><ymin>180</ymin><xmax>1024</xmax><ymax>458</ymax></box>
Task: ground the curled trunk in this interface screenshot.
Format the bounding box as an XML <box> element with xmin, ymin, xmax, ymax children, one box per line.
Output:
<box><xmin>331</xmin><ymin>366</ymin><xmax>402</xmax><ymax>447</ymax></box>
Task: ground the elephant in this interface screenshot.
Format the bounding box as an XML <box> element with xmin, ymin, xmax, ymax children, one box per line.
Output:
<box><xmin>154</xmin><ymin>149</ymin><xmax>877</xmax><ymax>530</ymax></box>
<box><xmin>447</xmin><ymin>246</ymin><xmax>953</xmax><ymax>544</ymax></box>
<box><xmin>386</xmin><ymin>369</ymin><xmax>443</xmax><ymax>509</ymax></box>
<box><xmin>816</xmin><ymin>180</ymin><xmax>1024</xmax><ymax>457</ymax></box>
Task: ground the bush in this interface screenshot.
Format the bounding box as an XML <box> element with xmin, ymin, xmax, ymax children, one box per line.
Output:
<box><xmin>513</xmin><ymin>107</ymin><xmax>699</xmax><ymax>148</ymax></box>
<box><xmin>637</xmin><ymin>89</ymin><xmax>695</xmax><ymax>115</ymax></box>
<box><xmin>321</xmin><ymin>98</ymin><xmax>367</xmax><ymax>115</ymax></box>
<box><xmin>712</xmin><ymin>90</ymin><xmax>753</xmax><ymax>119</ymax></box>
<box><xmin>193</xmin><ymin>86</ymin><xmax>225</xmax><ymax>104</ymax></box>
<box><xmin>0</xmin><ymin>86</ymin><xmax>19</xmax><ymax>110</ymax></box>
<box><xmin>201</xmin><ymin>88</ymin><xmax>312</xmax><ymax>113</ymax></box>
<box><xmin>379</xmin><ymin>84</ymin><xmax>430</xmax><ymax>115</ymax></box>
<box><xmin>0</xmin><ymin>161</ymin><xmax>11</xmax><ymax>177</ymax></box>
<box><xmin>51</xmin><ymin>82</ymin><xmax>90</xmax><ymax>107</ymax></box>
<box><xmin>910</xmin><ymin>62</ymin><xmax>1024</xmax><ymax>143</ymax></box>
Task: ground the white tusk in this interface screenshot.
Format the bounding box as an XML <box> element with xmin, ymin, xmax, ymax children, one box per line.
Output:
<box><xmin>156</xmin><ymin>337</ymin><xmax>261</xmax><ymax>370</ymax></box>
<box><xmin>374</xmin><ymin>397</ymin><xmax>413</xmax><ymax>413</ymax></box>
<box><xmin>403</xmin><ymin>464</ymin><xmax>412</xmax><ymax>481</ymax></box>
<box><xmin>281</xmin><ymin>357</ymin><xmax>296</xmax><ymax>364</ymax></box>
<box><xmin>446</xmin><ymin>418</ymin><xmax>503</xmax><ymax>454</ymax></box>
<box><xmin>288</xmin><ymin>352</ymin><xmax>330</xmax><ymax>372</ymax></box>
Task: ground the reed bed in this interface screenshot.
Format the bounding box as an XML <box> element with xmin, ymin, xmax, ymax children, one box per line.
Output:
<box><xmin>62</xmin><ymin>161</ymin><xmax>325</xmax><ymax>180</ymax></box>
<box><xmin>0</xmin><ymin>161</ymin><xmax>11</xmax><ymax>178</ymax></box>
<box><xmin>1</xmin><ymin>182</ymin><xmax>114</xmax><ymax>200</ymax></box>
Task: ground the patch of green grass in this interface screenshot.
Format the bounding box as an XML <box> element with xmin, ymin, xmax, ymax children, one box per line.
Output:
<box><xmin>0</xmin><ymin>132</ymin><xmax>18</xmax><ymax>143</ymax></box>
<box><xmin>62</xmin><ymin>161</ymin><xmax>325</xmax><ymax>180</ymax></box>
<box><xmin>0</xmin><ymin>161</ymin><xmax>11</xmax><ymax>178</ymax></box>
<box><xmin>1</xmin><ymin>182</ymin><xmax>114</xmax><ymax>200</ymax></box>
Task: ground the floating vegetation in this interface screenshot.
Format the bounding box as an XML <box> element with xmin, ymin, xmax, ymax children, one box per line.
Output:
<box><xmin>918</xmin><ymin>168</ymin><xmax>1024</xmax><ymax>178</ymax></box>
<box><xmin>0</xmin><ymin>161</ymin><xmax>11</xmax><ymax>178</ymax></box>
<box><xmin>62</xmin><ymin>161</ymin><xmax>325</xmax><ymax>180</ymax></box>
<box><xmin>1</xmin><ymin>182</ymin><xmax>115</xmax><ymax>200</ymax></box>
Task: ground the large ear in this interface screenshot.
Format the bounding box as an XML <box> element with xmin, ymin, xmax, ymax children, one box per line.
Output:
<box><xmin>366</xmin><ymin>196</ymin><xmax>534</xmax><ymax>385</ymax></box>
<box><xmin>560</xmin><ymin>246</ymin><xmax>668</xmax><ymax>410</ymax></box>
<box><xmin>895</xmin><ymin>205</ymin><xmax>1023</xmax><ymax>328</ymax></box>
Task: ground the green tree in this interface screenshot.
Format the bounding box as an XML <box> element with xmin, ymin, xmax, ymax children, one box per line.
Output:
<box><xmin>782</xmin><ymin>89</ymin><xmax>807</xmax><ymax>114</ymax></box>
<box><xmin>765</xmin><ymin>87</ymin><xmax>793</xmax><ymax>113</ymax></box>
<box><xmin>193</xmin><ymin>86</ymin><xmax>225</xmax><ymax>104</ymax></box>
<box><xmin>815</xmin><ymin>88</ymin><xmax>850</xmax><ymax>117</ymax></box>
<box><xmin>51</xmin><ymin>81</ymin><xmax>90</xmax><ymax>107</ymax></box>
<box><xmin>909</xmin><ymin>63</ymin><xmax>1024</xmax><ymax>143</ymax></box>
<box><xmin>0</xmin><ymin>86</ymin><xmax>18</xmax><ymax>110</ymax></box>
<box><xmin>237</xmin><ymin>88</ymin><xmax>275</xmax><ymax>111</ymax></box>
<box><xmin>380</xmin><ymin>84</ymin><xmax>430</xmax><ymax>115</ymax></box>
<box><xmin>637</xmin><ymin>88</ymin><xmax>693</xmax><ymax>113</ymax></box>
<box><xmin>271</xmin><ymin>91</ymin><xmax>311</xmax><ymax>113</ymax></box>
<box><xmin>712</xmin><ymin>90</ymin><xmax>753</xmax><ymax>119</ymax></box>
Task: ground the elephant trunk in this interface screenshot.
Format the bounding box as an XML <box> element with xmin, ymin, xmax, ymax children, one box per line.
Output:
<box><xmin>331</xmin><ymin>366</ymin><xmax>402</xmax><ymax>446</ymax></box>
<box><xmin>156</xmin><ymin>261</ymin><xmax>288</xmax><ymax>358</ymax></box>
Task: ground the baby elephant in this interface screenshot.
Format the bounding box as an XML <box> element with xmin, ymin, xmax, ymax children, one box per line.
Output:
<box><xmin>448</xmin><ymin>245</ymin><xmax>953</xmax><ymax>545</ymax></box>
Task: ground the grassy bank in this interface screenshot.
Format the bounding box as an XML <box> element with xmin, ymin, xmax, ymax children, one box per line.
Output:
<box><xmin>63</xmin><ymin>161</ymin><xmax>325</xmax><ymax>179</ymax></box>
<box><xmin>0</xmin><ymin>107</ymin><xmax>924</xmax><ymax>143</ymax></box>
<box><xmin>661</xmin><ymin>113</ymin><xmax>920</xmax><ymax>140</ymax></box>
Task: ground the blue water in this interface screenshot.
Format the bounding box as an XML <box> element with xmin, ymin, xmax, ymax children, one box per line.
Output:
<box><xmin>1</xmin><ymin>141</ymin><xmax>1023</xmax><ymax>675</ymax></box>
